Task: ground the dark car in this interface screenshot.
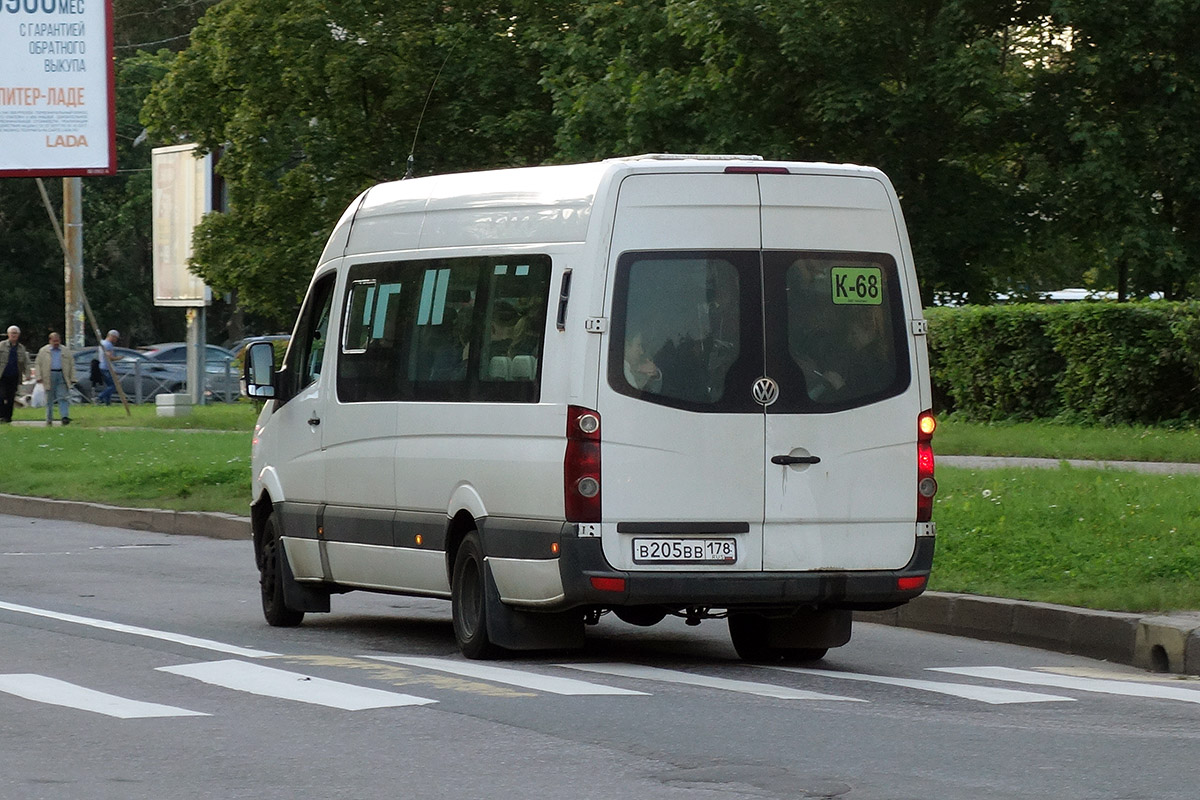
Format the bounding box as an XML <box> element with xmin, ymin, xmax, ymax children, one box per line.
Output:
<box><xmin>72</xmin><ymin>346</ymin><xmax>188</xmax><ymax>403</ymax></box>
<box><xmin>142</xmin><ymin>342</ymin><xmax>240</xmax><ymax>402</ymax></box>
<box><xmin>227</xmin><ymin>334</ymin><xmax>290</xmax><ymax>360</ymax></box>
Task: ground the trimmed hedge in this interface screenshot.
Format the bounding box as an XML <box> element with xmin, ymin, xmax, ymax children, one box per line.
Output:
<box><xmin>926</xmin><ymin>302</ymin><xmax>1200</xmax><ymax>424</ymax></box>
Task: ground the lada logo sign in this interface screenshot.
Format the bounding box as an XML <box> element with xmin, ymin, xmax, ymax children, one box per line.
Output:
<box><xmin>752</xmin><ymin>377</ymin><xmax>779</xmax><ymax>407</ymax></box>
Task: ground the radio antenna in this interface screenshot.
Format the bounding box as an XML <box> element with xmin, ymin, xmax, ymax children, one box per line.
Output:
<box><xmin>406</xmin><ymin>33</ymin><xmax>461</xmax><ymax>179</ymax></box>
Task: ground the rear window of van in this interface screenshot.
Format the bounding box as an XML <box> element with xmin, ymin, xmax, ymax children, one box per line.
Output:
<box><xmin>608</xmin><ymin>250</ymin><xmax>910</xmax><ymax>413</ymax></box>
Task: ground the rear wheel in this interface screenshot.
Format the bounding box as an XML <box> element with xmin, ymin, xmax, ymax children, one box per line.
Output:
<box><xmin>451</xmin><ymin>532</ymin><xmax>498</xmax><ymax>659</ymax></box>
<box><xmin>261</xmin><ymin>514</ymin><xmax>304</xmax><ymax>627</ymax></box>
<box><xmin>613</xmin><ymin>606</ymin><xmax>668</xmax><ymax>627</ymax></box>
<box><xmin>727</xmin><ymin>613</ymin><xmax>828</xmax><ymax>663</ymax></box>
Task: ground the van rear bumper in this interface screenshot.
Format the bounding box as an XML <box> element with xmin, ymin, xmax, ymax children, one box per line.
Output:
<box><xmin>557</xmin><ymin>536</ymin><xmax>934</xmax><ymax>611</ymax></box>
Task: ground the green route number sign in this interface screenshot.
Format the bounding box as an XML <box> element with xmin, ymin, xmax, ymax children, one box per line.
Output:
<box><xmin>831</xmin><ymin>267</ymin><xmax>883</xmax><ymax>305</ymax></box>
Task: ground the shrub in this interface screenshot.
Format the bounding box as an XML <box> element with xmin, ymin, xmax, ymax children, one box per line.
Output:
<box><xmin>927</xmin><ymin>301</ymin><xmax>1200</xmax><ymax>424</ymax></box>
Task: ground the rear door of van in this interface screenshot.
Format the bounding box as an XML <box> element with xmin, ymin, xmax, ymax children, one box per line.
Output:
<box><xmin>600</xmin><ymin>172</ymin><xmax>767</xmax><ymax>573</ymax></box>
<box><xmin>600</xmin><ymin>167</ymin><xmax>922</xmax><ymax>575</ymax></box>
<box><xmin>758</xmin><ymin>173</ymin><xmax>922</xmax><ymax>571</ymax></box>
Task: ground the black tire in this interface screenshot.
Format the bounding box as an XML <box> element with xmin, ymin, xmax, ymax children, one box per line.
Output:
<box><xmin>613</xmin><ymin>606</ymin><xmax>669</xmax><ymax>627</ymax></box>
<box><xmin>451</xmin><ymin>532</ymin><xmax>498</xmax><ymax>659</ymax></box>
<box><xmin>727</xmin><ymin>613</ymin><xmax>827</xmax><ymax>663</ymax></box>
<box><xmin>261</xmin><ymin>515</ymin><xmax>305</xmax><ymax>627</ymax></box>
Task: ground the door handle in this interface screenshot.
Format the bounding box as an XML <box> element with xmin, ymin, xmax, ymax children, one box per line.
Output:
<box><xmin>771</xmin><ymin>454</ymin><xmax>820</xmax><ymax>466</ymax></box>
<box><xmin>307</xmin><ymin>416</ymin><xmax>321</xmax><ymax>426</ymax></box>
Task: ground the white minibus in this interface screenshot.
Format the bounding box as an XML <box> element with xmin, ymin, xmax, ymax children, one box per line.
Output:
<box><xmin>243</xmin><ymin>154</ymin><xmax>937</xmax><ymax>661</ymax></box>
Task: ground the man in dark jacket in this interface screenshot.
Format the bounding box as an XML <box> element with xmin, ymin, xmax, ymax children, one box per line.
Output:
<box><xmin>0</xmin><ymin>325</ymin><xmax>31</xmax><ymax>423</ymax></box>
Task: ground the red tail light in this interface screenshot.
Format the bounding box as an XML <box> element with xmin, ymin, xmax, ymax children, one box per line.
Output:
<box><xmin>917</xmin><ymin>410</ymin><xmax>937</xmax><ymax>522</ymax></box>
<box><xmin>565</xmin><ymin>405</ymin><xmax>601</xmax><ymax>522</ymax></box>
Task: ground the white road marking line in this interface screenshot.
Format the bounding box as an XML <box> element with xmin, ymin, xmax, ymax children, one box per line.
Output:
<box><xmin>930</xmin><ymin>666</ymin><xmax>1200</xmax><ymax>704</ymax></box>
<box><xmin>0</xmin><ymin>674</ymin><xmax>208</xmax><ymax>719</ymax></box>
<box><xmin>158</xmin><ymin>660</ymin><xmax>436</xmax><ymax>710</ymax></box>
<box><xmin>366</xmin><ymin>655</ymin><xmax>649</xmax><ymax>696</ymax></box>
<box><xmin>561</xmin><ymin>663</ymin><xmax>865</xmax><ymax>702</ymax></box>
<box><xmin>0</xmin><ymin>600</ymin><xmax>277</xmax><ymax>658</ymax></box>
<box><xmin>768</xmin><ymin>667</ymin><xmax>1075</xmax><ymax>705</ymax></box>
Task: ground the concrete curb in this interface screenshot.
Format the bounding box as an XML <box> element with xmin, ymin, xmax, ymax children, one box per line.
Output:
<box><xmin>0</xmin><ymin>493</ymin><xmax>249</xmax><ymax>541</ymax></box>
<box><xmin>2</xmin><ymin>493</ymin><xmax>1197</xmax><ymax>675</ymax></box>
<box><xmin>856</xmin><ymin>593</ymin><xmax>1200</xmax><ymax>676</ymax></box>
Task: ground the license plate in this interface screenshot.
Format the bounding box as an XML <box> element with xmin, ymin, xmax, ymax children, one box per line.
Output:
<box><xmin>632</xmin><ymin>538</ymin><xmax>737</xmax><ymax>564</ymax></box>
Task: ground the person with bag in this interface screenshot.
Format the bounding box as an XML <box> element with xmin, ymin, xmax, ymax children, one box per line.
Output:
<box><xmin>0</xmin><ymin>325</ymin><xmax>31</xmax><ymax>423</ymax></box>
<box><xmin>35</xmin><ymin>332</ymin><xmax>75</xmax><ymax>426</ymax></box>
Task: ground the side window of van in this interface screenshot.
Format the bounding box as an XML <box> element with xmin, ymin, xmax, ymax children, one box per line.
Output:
<box><xmin>476</xmin><ymin>261</ymin><xmax>551</xmax><ymax>395</ymax></box>
<box><xmin>284</xmin><ymin>272</ymin><xmax>336</xmax><ymax>395</ymax></box>
<box><xmin>336</xmin><ymin>255</ymin><xmax>551</xmax><ymax>403</ymax></box>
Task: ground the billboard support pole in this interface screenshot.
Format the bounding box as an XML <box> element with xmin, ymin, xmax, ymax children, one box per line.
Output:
<box><xmin>63</xmin><ymin>177</ymin><xmax>86</xmax><ymax>351</ymax></box>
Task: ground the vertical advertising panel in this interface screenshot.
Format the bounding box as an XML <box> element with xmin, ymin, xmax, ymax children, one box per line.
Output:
<box><xmin>152</xmin><ymin>143</ymin><xmax>212</xmax><ymax>307</ymax></box>
<box><xmin>0</xmin><ymin>0</ymin><xmax>116</xmax><ymax>176</ymax></box>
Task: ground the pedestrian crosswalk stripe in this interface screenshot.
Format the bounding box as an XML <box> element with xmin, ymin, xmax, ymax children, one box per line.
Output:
<box><xmin>561</xmin><ymin>663</ymin><xmax>865</xmax><ymax>702</ymax></box>
<box><xmin>768</xmin><ymin>666</ymin><xmax>1075</xmax><ymax>705</ymax></box>
<box><xmin>930</xmin><ymin>666</ymin><xmax>1200</xmax><ymax>705</ymax></box>
<box><xmin>0</xmin><ymin>674</ymin><xmax>208</xmax><ymax>719</ymax></box>
<box><xmin>158</xmin><ymin>660</ymin><xmax>436</xmax><ymax>710</ymax></box>
<box><xmin>365</xmin><ymin>655</ymin><xmax>648</xmax><ymax>696</ymax></box>
<box><xmin>0</xmin><ymin>600</ymin><xmax>277</xmax><ymax>659</ymax></box>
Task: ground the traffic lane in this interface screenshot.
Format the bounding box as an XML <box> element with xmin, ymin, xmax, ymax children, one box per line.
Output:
<box><xmin>0</xmin><ymin>620</ymin><xmax>739</xmax><ymax>800</ymax></box>
<box><xmin>4</xmin><ymin>516</ymin><xmax>1200</xmax><ymax>799</ymax></box>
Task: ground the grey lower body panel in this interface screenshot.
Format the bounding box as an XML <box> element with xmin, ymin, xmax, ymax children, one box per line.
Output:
<box><xmin>557</xmin><ymin>535</ymin><xmax>935</xmax><ymax>611</ymax></box>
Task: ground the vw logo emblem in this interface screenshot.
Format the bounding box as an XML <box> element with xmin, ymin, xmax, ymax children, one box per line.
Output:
<box><xmin>752</xmin><ymin>377</ymin><xmax>779</xmax><ymax>406</ymax></box>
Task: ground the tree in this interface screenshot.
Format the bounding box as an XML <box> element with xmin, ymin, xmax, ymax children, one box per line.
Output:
<box><xmin>142</xmin><ymin>0</ymin><xmax>565</xmax><ymax>322</ymax></box>
<box><xmin>540</xmin><ymin>0</ymin><xmax>1052</xmax><ymax>303</ymax></box>
<box><xmin>1025</xmin><ymin>0</ymin><xmax>1200</xmax><ymax>300</ymax></box>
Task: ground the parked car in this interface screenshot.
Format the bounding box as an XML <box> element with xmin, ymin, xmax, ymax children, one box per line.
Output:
<box><xmin>142</xmin><ymin>342</ymin><xmax>240</xmax><ymax>402</ymax></box>
<box><xmin>71</xmin><ymin>346</ymin><xmax>188</xmax><ymax>403</ymax></box>
<box><xmin>228</xmin><ymin>334</ymin><xmax>290</xmax><ymax>360</ymax></box>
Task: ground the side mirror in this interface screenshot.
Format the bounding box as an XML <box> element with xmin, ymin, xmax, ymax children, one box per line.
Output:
<box><xmin>243</xmin><ymin>342</ymin><xmax>277</xmax><ymax>399</ymax></box>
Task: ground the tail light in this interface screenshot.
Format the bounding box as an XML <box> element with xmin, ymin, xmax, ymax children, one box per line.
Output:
<box><xmin>917</xmin><ymin>410</ymin><xmax>937</xmax><ymax>522</ymax></box>
<box><xmin>565</xmin><ymin>405</ymin><xmax>601</xmax><ymax>522</ymax></box>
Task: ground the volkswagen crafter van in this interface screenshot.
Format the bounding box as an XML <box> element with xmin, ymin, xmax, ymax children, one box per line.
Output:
<box><xmin>243</xmin><ymin>154</ymin><xmax>937</xmax><ymax>661</ymax></box>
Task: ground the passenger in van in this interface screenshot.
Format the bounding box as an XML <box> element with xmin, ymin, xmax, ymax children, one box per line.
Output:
<box><xmin>650</xmin><ymin>291</ymin><xmax>738</xmax><ymax>402</ymax></box>
<box><xmin>427</xmin><ymin>306</ymin><xmax>473</xmax><ymax>381</ymax></box>
<box><xmin>623</xmin><ymin>331</ymin><xmax>663</xmax><ymax>393</ymax></box>
<box><xmin>792</xmin><ymin>302</ymin><xmax>890</xmax><ymax>401</ymax></box>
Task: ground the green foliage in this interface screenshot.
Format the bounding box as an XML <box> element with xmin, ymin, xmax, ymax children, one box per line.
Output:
<box><xmin>927</xmin><ymin>304</ymin><xmax>1062</xmax><ymax>419</ymax></box>
<box><xmin>929</xmin><ymin>302</ymin><xmax>1200</xmax><ymax>423</ymax></box>
<box><xmin>141</xmin><ymin>0</ymin><xmax>562</xmax><ymax>322</ymax></box>
<box><xmin>1024</xmin><ymin>0</ymin><xmax>1200</xmax><ymax>300</ymax></box>
<box><xmin>542</xmin><ymin>0</ymin><xmax>1041</xmax><ymax>304</ymax></box>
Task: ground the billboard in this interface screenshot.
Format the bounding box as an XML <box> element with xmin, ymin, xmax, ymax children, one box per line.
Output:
<box><xmin>152</xmin><ymin>143</ymin><xmax>212</xmax><ymax>307</ymax></box>
<box><xmin>0</xmin><ymin>0</ymin><xmax>117</xmax><ymax>177</ymax></box>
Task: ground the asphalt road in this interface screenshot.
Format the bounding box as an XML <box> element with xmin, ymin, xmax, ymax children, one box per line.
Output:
<box><xmin>2</xmin><ymin>514</ymin><xmax>1199</xmax><ymax>800</ymax></box>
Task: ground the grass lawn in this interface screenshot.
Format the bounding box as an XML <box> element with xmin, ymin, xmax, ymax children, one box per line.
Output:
<box><xmin>932</xmin><ymin>466</ymin><xmax>1200</xmax><ymax>611</ymax></box>
<box><xmin>2</xmin><ymin>402</ymin><xmax>258</xmax><ymax>515</ymax></box>
<box><xmin>1</xmin><ymin>408</ymin><xmax>1197</xmax><ymax>612</ymax></box>
<box><xmin>934</xmin><ymin>416</ymin><xmax>1200</xmax><ymax>463</ymax></box>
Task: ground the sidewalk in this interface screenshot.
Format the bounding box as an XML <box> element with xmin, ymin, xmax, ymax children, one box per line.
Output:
<box><xmin>2</xmin><ymin>484</ymin><xmax>1199</xmax><ymax>677</ymax></box>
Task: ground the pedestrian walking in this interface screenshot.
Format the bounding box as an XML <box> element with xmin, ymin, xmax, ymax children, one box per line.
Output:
<box><xmin>36</xmin><ymin>332</ymin><xmax>74</xmax><ymax>426</ymax></box>
<box><xmin>0</xmin><ymin>325</ymin><xmax>31</xmax><ymax>423</ymax></box>
<box><xmin>97</xmin><ymin>329</ymin><xmax>122</xmax><ymax>406</ymax></box>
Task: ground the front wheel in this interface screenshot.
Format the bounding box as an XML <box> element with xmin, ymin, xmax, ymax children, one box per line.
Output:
<box><xmin>261</xmin><ymin>514</ymin><xmax>304</xmax><ymax>627</ymax></box>
<box><xmin>451</xmin><ymin>532</ymin><xmax>498</xmax><ymax>659</ymax></box>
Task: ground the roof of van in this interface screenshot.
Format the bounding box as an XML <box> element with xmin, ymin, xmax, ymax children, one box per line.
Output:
<box><xmin>320</xmin><ymin>155</ymin><xmax>888</xmax><ymax>263</ymax></box>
